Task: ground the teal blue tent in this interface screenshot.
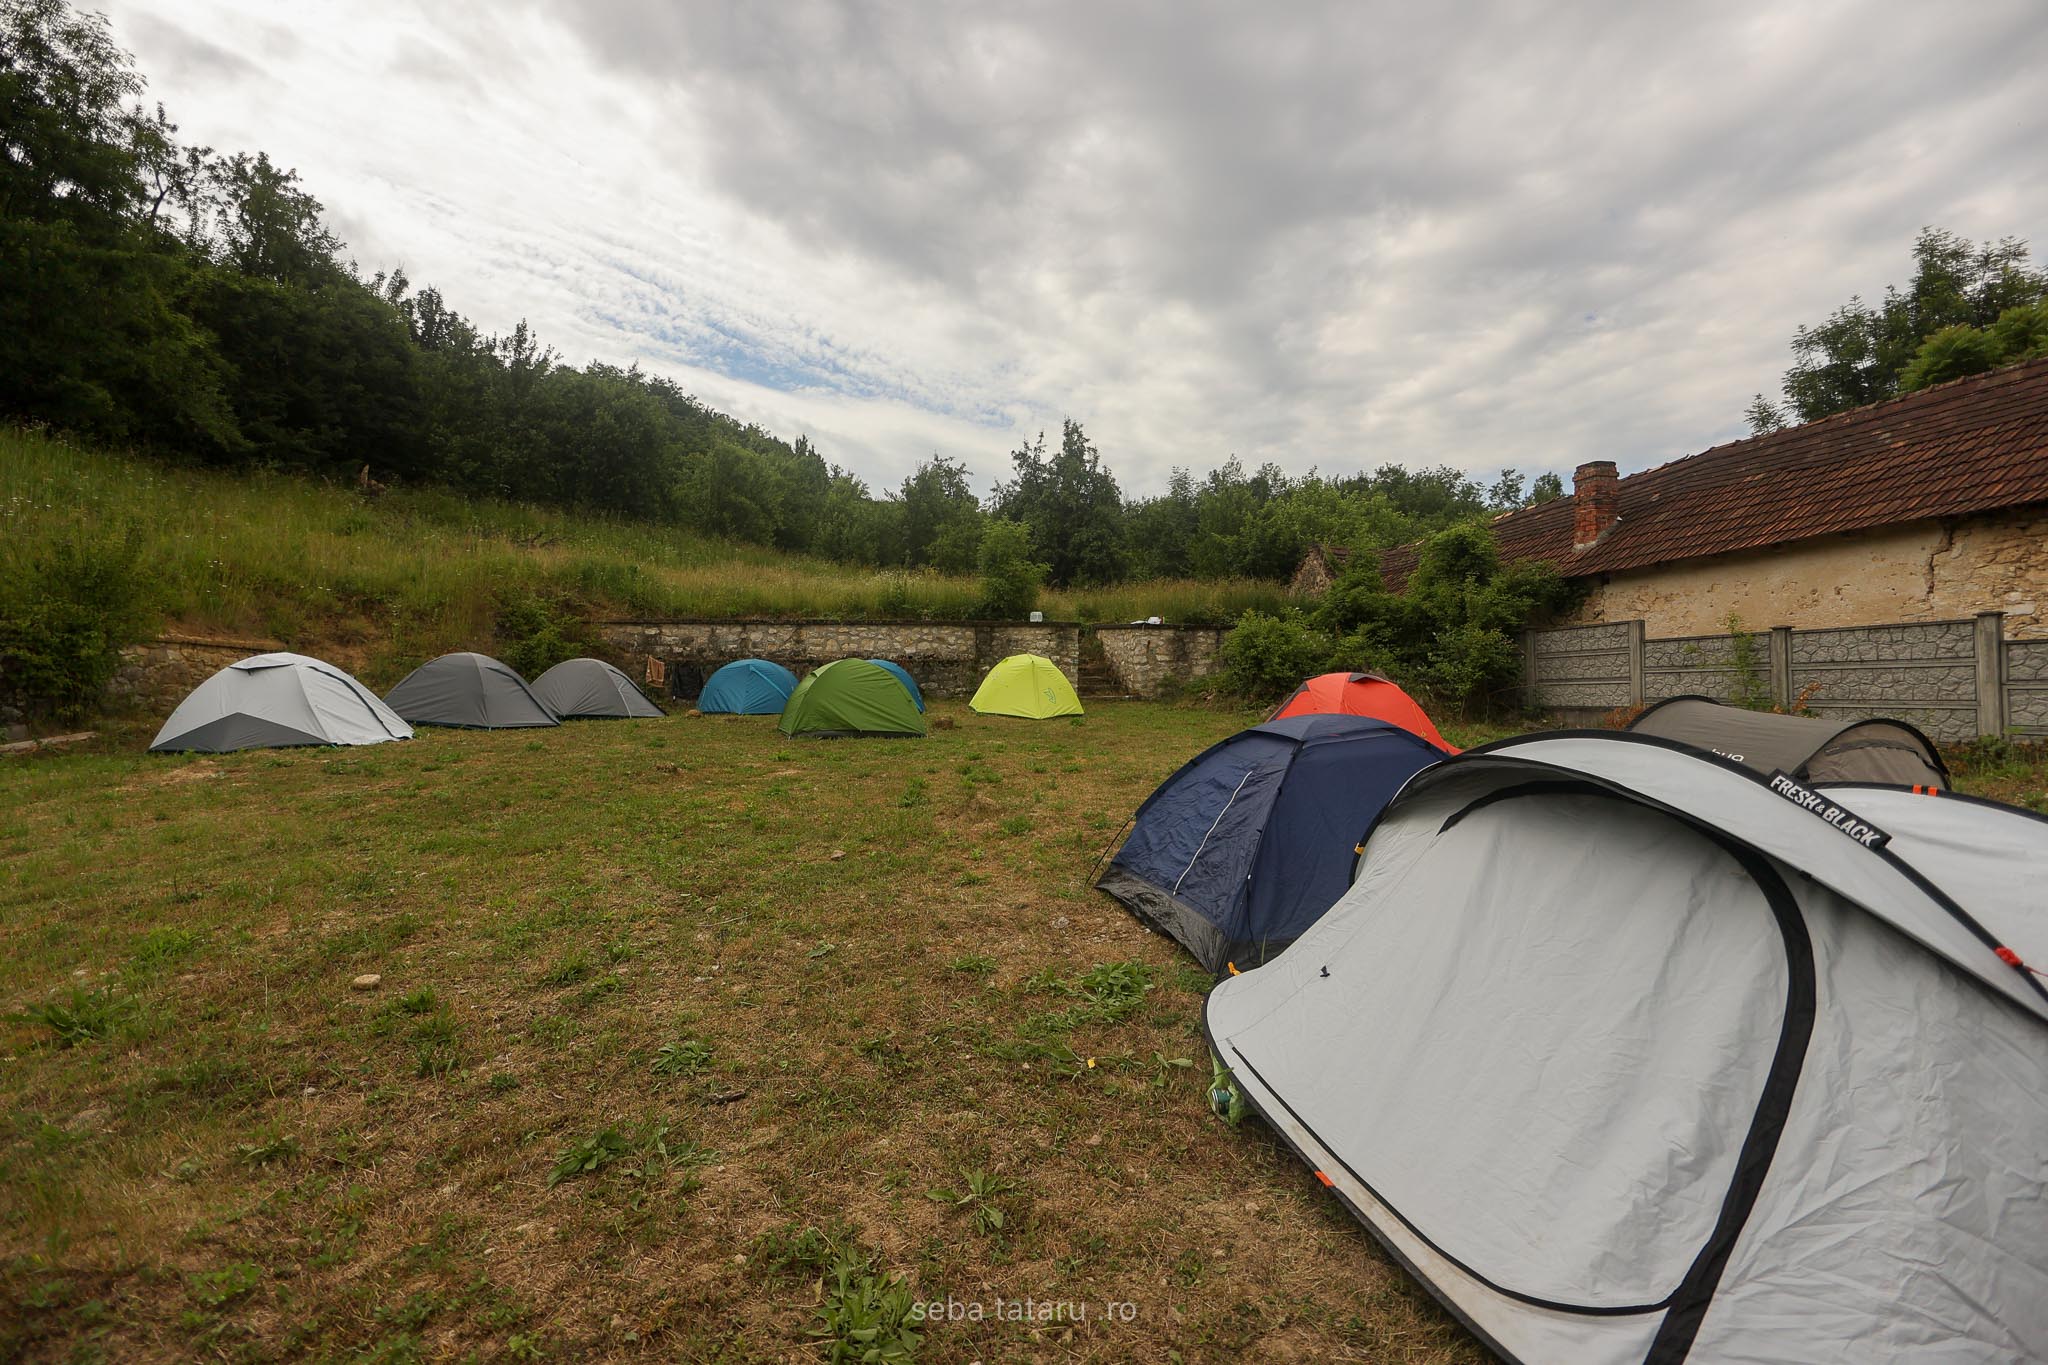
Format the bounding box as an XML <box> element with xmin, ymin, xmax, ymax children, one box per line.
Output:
<box><xmin>699</xmin><ymin>659</ymin><xmax>798</xmax><ymax>714</ymax></box>
<box><xmin>869</xmin><ymin>659</ymin><xmax>925</xmax><ymax>711</ymax></box>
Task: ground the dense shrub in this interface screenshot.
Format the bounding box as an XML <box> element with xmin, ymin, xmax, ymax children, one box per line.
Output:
<box><xmin>1219</xmin><ymin>611</ymin><xmax>1328</xmax><ymax>699</ymax></box>
<box><xmin>976</xmin><ymin>520</ymin><xmax>1047</xmax><ymax>619</ymax></box>
<box><xmin>0</xmin><ymin>529</ymin><xmax>158</xmax><ymax>722</ymax></box>
<box><xmin>493</xmin><ymin>592</ymin><xmax>591</xmax><ymax>679</ymax></box>
<box><xmin>1221</xmin><ymin>520</ymin><xmax>1583</xmax><ymax>715</ymax></box>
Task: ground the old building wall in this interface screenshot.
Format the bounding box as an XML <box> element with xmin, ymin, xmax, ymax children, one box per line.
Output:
<box><xmin>1567</xmin><ymin>509</ymin><xmax>2048</xmax><ymax>638</ymax></box>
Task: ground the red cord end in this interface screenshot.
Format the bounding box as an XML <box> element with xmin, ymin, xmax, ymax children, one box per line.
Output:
<box><xmin>1996</xmin><ymin>946</ymin><xmax>2024</xmax><ymax>968</ymax></box>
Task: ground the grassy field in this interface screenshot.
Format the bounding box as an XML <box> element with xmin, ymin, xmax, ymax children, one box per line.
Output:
<box><xmin>1</xmin><ymin>429</ymin><xmax>1289</xmax><ymax>665</ymax></box>
<box><xmin>0</xmin><ymin>702</ymin><xmax>1529</xmax><ymax>1365</ymax></box>
<box><xmin>5</xmin><ymin>704</ymin><xmax>2040</xmax><ymax>1364</ymax></box>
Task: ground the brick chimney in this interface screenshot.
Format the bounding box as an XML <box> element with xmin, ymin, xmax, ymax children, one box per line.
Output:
<box><xmin>1572</xmin><ymin>461</ymin><xmax>1619</xmax><ymax>550</ymax></box>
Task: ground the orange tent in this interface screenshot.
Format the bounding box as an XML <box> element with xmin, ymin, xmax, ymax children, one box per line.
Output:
<box><xmin>1267</xmin><ymin>672</ymin><xmax>1457</xmax><ymax>752</ymax></box>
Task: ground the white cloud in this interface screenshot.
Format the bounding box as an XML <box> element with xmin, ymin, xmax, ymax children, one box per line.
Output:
<box><xmin>110</xmin><ymin>1</ymin><xmax>2048</xmax><ymax>496</ymax></box>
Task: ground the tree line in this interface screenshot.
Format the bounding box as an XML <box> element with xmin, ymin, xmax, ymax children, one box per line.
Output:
<box><xmin>1</xmin><ymin>0</ymin><xmax>1559</xmax><ymax>594</ymax></box>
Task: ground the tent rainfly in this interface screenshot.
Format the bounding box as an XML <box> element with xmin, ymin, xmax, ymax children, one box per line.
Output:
<box><xmin>1097</xmin><ymin>714</ymin><xmax>1445</xmax><ymax>974</ymax></box>
<box><xmin>778</xmin><ymin>659</ymin><xmax>926</xmax><ymax>738</ymax></box>
<box><xmin>868</xmin><ymin>659</ymin><xmax>926</xmax><ymax>711</ymax></box>
<box><xmin>384</xmin><ymin>652</ymin><xmax>559</xmax><ymax>729</ymax></box>
<box><xmin>1268</xmin><ymin>671</ymin><xmax>1456</xmax><ymax>751</ymax></box>
<box><xmin>698</xmin><ymin>659</ymin><xmax>799</xmax><ymax>715</ymax></box>
<box><xmin>969</xmin><ymin>654</ymin><xmax>1083</xmax><ymax>718</ymax></box>
<box><xmin>1627</xmin><ymin>693</ymin><xmax>1948</xmax><ymax>787</ymax></box>
<box><xmin>531</xmin><ymin>658</ymin><xmax>663</xmax><ymax>719</ymax></box>
<box><xmin>151</xmin><ymin>653</ymin><xmax>413</xmax><ymax>753</ymax></box>
<box><xmin>1207</xmin><ymin>731</ymin><xmax>2048</xmax><ymax>1363</ymax></box>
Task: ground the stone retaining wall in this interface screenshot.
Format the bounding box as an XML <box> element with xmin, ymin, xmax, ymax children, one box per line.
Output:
<box><xmin>108</xmin><ymin>635</ymin><xmax>283</xmax><ymax>712</ymax></box>
<box><xmin>1093</xmin><ymin>624</ymin><xmax>1228</xmax><ymax>698</ymax></box>
<box><xmin>596</xmin><ymin>619</ymin><xmax>1084</xmax><ymax>700</ymax></box>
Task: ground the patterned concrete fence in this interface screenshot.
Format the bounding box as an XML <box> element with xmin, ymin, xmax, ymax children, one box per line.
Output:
<box><xmin>2011</xmin><ymin>639</ymin><xmax>2048</xmax><ymax>738</ymax></box>
<box><xmin>1525</xmin><ymin>613</ymin><xmax>2021</xmax><ymax>742</ymax></box>
<box><xmin>1520</xmin><ymin>620</ymin><xmax>1641</xmax><ymax>716</ymax></box>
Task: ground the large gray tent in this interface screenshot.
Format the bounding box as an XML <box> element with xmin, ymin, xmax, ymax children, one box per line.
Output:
<box><xmin>531</xmin><ymin>658</ymin><xmax>663</xmax><ymax>719</ymax></box>
<box><xmin>1207</xmin><ymin>732</ymin><xmax>2048</xmax><ymax>1363</ymax></box>
<box><xmin>384</xmin><ymin>652</ymin><xmax>558</xmax><ymax>729</ymax></box>
<box><xmin>1627</xmin><ymin>694</ymin><xmax>1948</xmax><ymax>787</ymax></box>
<box><xmin>151</xmin><ymin>653</ymin><xmax>412</xmax><ymax>753</ymax></box>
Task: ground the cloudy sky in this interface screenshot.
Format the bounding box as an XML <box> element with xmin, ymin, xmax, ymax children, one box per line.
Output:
<box><xmin>107</xmin><ymin>1</ymin><xmax>2048</xmax><ymax>498</ymax></box>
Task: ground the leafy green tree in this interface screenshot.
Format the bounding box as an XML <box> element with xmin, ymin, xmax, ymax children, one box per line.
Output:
<box><xmin>186</xmin><ymin>150</ymin><xmax>340</xmax><ymax>286</ymax></box>
<box><xmin>1758</xmin><ymin>228</ymin><xmax>2047</xmax><ymax>424</ymax></box>
<box><xmin>1897</xmin><ymin>300</ymin><xmax>2048</xmax><ymax>393</ymax></box>
<box><xmin>975</xmin><ymin>519</ymin><xmax>1046</xmax><ymax>619</ymax></box>
<box><xmin>0</xmin><ymin>0</ymin><xmax>154</xmax><ymax>235</ymax></box>
<box><xmin>1529</xmin><ymin>472</ymin><xmax>1564</xmax><ymax>503</ymax></box>
<box><xmin>0</xmin><ymin>0</ymin><xmax>238</xmax><ymax>446</ymax></box>
<box><xmin>1124</xmin><ymin>470</ymin><xmax>1199</xmax><ymax>578</ymax></box>
<box><xmin>186</xmin><ymin>268</ymin><xmax>422</xmax><ymax>475</ymax></box>
<box><xmin>990</xmin><ymin>419</ymin><xmax>1126</xmax><ymax>585</ymax></box>
<box><xmin>1743</xmin><ymin>394</ymin><xmax>1786</xmax><ymax>435</ymax></box>
<box><xmin>1305</xmin><ymin>520</ymin><xmax>1581</xmax><ymax>712</ymax></box>
<box><xmin>896</xmin><ymin>455</ymin><xmax>984</xmax><ymax>572</ymax></box>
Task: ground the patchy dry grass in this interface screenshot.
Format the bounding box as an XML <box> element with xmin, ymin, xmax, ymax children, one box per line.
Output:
<box><xmin>0</xmin><ymin>701</ymin><xmax>1483</xmax><ymax>1364</ymax></box>
<box><xmin>1945</xmin><ymin>736</ymin><xmax>2048</xmax><ymax>813</ymax></box>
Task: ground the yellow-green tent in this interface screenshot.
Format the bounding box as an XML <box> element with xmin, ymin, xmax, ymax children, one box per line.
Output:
<box><xmin>969</xmin><ymin>654</ymin><xmax>1084</xmax><ymax>719</ymax></box>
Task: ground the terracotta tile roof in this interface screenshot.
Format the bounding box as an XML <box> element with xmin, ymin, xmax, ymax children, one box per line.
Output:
<box><xmin>1374</xmin><ymin>355</ymin><xmax>2048</xmax><ymax>591</ymax></box>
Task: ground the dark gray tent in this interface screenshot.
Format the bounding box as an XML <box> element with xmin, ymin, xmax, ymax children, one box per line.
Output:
<box><xmin>151</xmin><ymin>653</ymin><xmax>412</xmax><ymax>753</ymax></box>
<box><xmin>1208</xmin><ymin>732</ymin><xmax>2048</xmax><ymax>1363</ymax></box>
<box><xmin>531</xmin><ymin>658</ymin><xmax>663</xmax><ymax>719</ymax></box>
<box><xmin>1628</xmin><ymin>694</ymin><xmax>1948</xmax><ymax>787</ymax></box>
<box><xmin>385</xmin><ymin>652</ymin><xmax>559</xmax><ymax>729</ymax></box>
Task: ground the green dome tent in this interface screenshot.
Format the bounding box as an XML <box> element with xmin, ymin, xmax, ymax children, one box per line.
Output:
<box><xmin>970</xmin><ymin>654</ymin><xmax>1083</xmax><ymax>719</ymax></box>
<box><xmin>777</xmin><ymin>659</ymin><xmax>927</xmax><ymax>739</ymax></box>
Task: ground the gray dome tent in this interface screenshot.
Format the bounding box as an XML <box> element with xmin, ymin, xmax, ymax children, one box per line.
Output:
<box><xmin>384</xmin><ymin>652</ymin><xmax>558</xmax><ymax>729</ymax></box>
<box><xmin>1627</xmin><ymin>694</ymin><xmax>1948</xmax><ymax>788</ymax></box>
<box><xmin>1208</xmin><ymin>732</ymin><xmax>2048</xmax><ymax>1363</ymax></box>
<box><xmin>531</xmin><ymin>658</ymin><xmax>663</xmax><ymax>719</ymax></box>
<box><xmin>151</xmin><ymin>653</ymin><xmax>412</xmax><ymax>753</ymax></box>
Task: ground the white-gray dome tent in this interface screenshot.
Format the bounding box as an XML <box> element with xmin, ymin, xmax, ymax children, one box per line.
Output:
<box><xmin>1207</xmin><ymin>731</ymin><xmax>2048</xmax><ymax>1363</ymax></box>
<box><xmin>384</xmin><ymin>652</ymin><xmax>558</xmax><ymax>729</ymax></box>
<box><xmin>531</xmin><ymin>658</ymin><xmax>663</xmax><ymax>719</ymax></box>
<box><xmin>150</xmin><ymin>653</ymin><xmax>412</xmax><ymax>753</ymax></box>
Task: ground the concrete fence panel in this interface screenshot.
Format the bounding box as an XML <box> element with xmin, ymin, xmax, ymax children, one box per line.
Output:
<box><xmin>2009</xmin><ymin>639</ymin><xmax>2048</xmax><ymax>737</ymax></box>
<box><xmin>1526</xmin><ymin>611</ymin><xmax>2031</xmax><ymax>742</ymax></box>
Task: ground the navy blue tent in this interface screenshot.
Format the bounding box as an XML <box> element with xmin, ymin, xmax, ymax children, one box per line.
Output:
<box><xmin>1096</xmin><ymin>714</ymin><xmax>1445</xmax><ymax>975</ymax></box>
<box><xmin>698</xmin><ymin>659</ymin><xmax>798</xmax><ymax>715</ymax></box>
<box><xmin>868</xmin><ymin>659</ymin><xmax>925</xmax><ymax>711</ymax></box>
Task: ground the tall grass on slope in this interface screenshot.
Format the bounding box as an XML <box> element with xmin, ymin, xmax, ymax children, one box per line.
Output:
<box><xmin>1</xmin><ymin>428</ymin><xmax>1286</xmax><ymax>664</ymax></box>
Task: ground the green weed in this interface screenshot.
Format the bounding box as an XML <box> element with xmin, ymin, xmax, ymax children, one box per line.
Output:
<box><xmin>547</xmin><ymin>1127</ymin><xmax>630</xmax><ymax>1187</ymax></box>
<box><xmin>17</xmin><ymin>987</ymin><xmax>129</xmax><ymax>1046</ymax></box>
<box><xmin>926</xmin><ymin>1167</ymin><xmax>1018</xmax><ymax>1236</ymax></box>
<box><xmin>808</xmin><ymin>1250</ymin><xmax>921</xmax><ymax>1364</ymax></box>
<box><xmin>650</xmin><ymin>1039</ymin><xmax>713</xmax><ymax>1077</ymax></box>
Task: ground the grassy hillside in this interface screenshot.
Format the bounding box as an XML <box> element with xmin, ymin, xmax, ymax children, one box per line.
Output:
<box><xmin>2</xmin><ymin>428</ymin><xmax>1287</xmax><ymax>677</ymax></box>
